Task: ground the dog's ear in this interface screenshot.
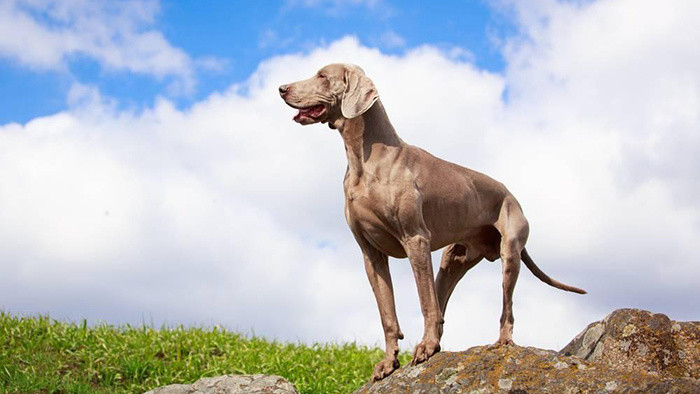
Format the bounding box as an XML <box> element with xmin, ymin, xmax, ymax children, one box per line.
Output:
<box><xmin>341</xmin><ymin>67</ymin><xmax>378</xmax><ymax>119</ymax></box>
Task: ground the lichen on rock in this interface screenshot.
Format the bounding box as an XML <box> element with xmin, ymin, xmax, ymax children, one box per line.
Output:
<box><xmin>560</xmin><ymin>308</ymin><xmax>699</xmax><ymax>379</ymax></box>
<box><xmin>355</xmin><ymin>344</ymin><xmax>698</xmax><ymax>393</ymax></box>
<box><xmin>355</xmin><ymin>309</ymin><xmax>699</xmax><ymax>393</ymax></box>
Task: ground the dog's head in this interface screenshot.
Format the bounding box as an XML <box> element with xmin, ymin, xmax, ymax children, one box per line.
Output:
<box><xmin>279</xmin><ymin>63</ymin><xmax>378</xmax><ymax>126</ymax></box>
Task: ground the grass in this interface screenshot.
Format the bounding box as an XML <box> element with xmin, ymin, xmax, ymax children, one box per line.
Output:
<box><xmin>0</xmin><ymin>311</ymin><xmax>411</xmax><ymax>393</ymax></box>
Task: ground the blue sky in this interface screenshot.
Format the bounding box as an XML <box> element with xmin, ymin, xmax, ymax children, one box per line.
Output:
<box><xmin>0</xmin><ymin>0</ymin><xmax>512</xmax><ymax>124</ymax></box>
<box><xmin>0</xmin><ymin>0</ymin><xmax>698</xmax><ymax>351</ymax></box>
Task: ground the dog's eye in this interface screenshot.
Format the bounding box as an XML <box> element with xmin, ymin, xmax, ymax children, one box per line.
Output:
<box><xmin>317</xmin><ymin>74</ymin><xmax>326</xmax><ymax>79</ymax></box>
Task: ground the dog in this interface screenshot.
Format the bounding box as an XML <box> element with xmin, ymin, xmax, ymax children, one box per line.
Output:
<box><xmin>279</xmin><ymin>63</ymin><xmax>586</xmax><ymax>381</ymax></box>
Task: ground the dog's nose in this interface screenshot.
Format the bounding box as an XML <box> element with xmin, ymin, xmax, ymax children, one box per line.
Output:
<box><xmin>279</xmin><ymin>84</ymin><xmax>289</xmax><ymax>95</ymax></box>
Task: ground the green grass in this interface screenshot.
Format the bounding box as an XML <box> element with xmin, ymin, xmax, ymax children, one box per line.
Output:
<box><xmin>0</xmin><ymin>311</ymin><xmax>410</xmax><ymax>393</ymax></box>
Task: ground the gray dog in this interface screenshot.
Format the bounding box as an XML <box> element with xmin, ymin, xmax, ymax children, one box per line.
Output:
<box><xmin>279</xmin><ymin>63</ymin><xmax>586</xmax><ymax>382</ymax></box>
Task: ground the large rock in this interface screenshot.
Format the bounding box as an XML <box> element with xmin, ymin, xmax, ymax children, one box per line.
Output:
<box><xmin>354</xmin><ymin>345</ymin><xmax>698</xmax><ymax>393</ymax></box>
<box><xmin>355</xmin><ymin>309</ymin><xmax>699</xmax><ymax>393</ymax></box>
<box><xmin>144</xmin><ymin>374</ymin><xmax>298</xmax><ymax>394</ymax></box>
<box><xmin>560</xmin><ymin>308</ymin><xmax>699</xmax><ymax>379</ymax></box>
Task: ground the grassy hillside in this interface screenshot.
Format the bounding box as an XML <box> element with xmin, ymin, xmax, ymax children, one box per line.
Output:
<box><xmin>0</xmin><ymin>312</ymin><xmax>410</xmax><ymax>393</ymax></box>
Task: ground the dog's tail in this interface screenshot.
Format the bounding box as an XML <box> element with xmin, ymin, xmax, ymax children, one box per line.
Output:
<box><xmin>521</xmin><ymin>248</ymin><xmax>587</xmax><ymax>294</ymax></box>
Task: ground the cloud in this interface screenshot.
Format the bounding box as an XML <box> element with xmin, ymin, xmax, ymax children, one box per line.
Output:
<box><xmin>287</xmin><ymin>0</ymin><xmax>382</xmax><ymax>9</ymax></box>
<box><xmin>284</xmin><ymin>0</ymin><xmax>391</xmax><ymax>18</ymax></box>
<box><xmin>258</xmin><ymin>28</ymin><xmax>298</xmax><ymax>50</ymax></box>
<box><xmin>375</xmin><ymin>29</ymin><xmax>406</xmax><ymax>49</ymax></box>
<box><xmin>0</xmin><ymin>0</ymin><xmax>203</xmax><ymax>94</ymax></box>
<box><xmin>1</xmin><ymin>0</ymin><xmax>699</xmax><ymax>355</ymax></box>
<box><xmin>194</xmin><ymin>56</ymin><xmax>230</xmax><ymax>74</ymax></box>
<box><xmin>496</xmin><ymin>0</ymin><xmax>700</xmax><ymax>208</ymax></box>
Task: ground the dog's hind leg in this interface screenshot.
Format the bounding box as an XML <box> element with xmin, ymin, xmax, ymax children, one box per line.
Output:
<box><xmin>435</xmin><ymin>244</ymin><xmax>482</xmax><ymax>321</ymax></box>
<box><xmin>495</xmin><ymin>197</ymin><xmax>529</xmax><ymax>345</ymax></box>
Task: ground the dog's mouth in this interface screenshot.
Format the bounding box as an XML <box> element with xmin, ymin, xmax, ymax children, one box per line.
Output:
<box><xmin>292</xmin><ymin>104</ymin><xmax>326</xmax><ymax>124</ymax></box>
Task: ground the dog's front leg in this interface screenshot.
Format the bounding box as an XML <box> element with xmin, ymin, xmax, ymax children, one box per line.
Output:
<box><xmin>405</xmin><ymin>234</ymin><xmax>443</xmax><ymax>365</ymax></box>
<box><xmin>363</xmin><ymin>246</ymin><xmax>404</xmax><ymax>381</ymax></box>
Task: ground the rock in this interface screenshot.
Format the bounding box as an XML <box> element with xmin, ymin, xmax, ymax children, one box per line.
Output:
<box><xmin>144</xmin><ymin>374</ymin><xmax>298</xmax><ymax>394</ymax></box>
<box><xmin>355</xmin><ymin>309</ymin><xmax>699</xmax><ymax>393</ymax></box>
<box><xmin>560</xmin><ymin>308</ymin><xmax>699</xmax><ymax>379</ymax></box>
<box><xmin>354</xmin><ymin>345</ymin><xmax>698</xmax><ymax>393</ymax></box>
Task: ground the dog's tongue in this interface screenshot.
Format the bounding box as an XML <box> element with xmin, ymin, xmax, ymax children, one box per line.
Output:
<box><xmin>293</xmin><ymin>104</ymin><xmax>324</xmax><ymax>121</ymax></box>
<box><xmin>309</xmin><ymin>104</ymin><xmax>325</xmax><ymax>116</ymax></box>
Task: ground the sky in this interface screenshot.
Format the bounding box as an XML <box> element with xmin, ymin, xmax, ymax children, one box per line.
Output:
<box><xmin>0</xmin><ymin>0</ymin><xmax>698</xmax><ymax>353</ymax></box>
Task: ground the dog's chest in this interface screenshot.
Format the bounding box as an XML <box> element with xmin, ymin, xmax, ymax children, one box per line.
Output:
<box><xmin>343</xmin><ymin>180</ymin><xmax>409</xmax><ymax>257</ymax></box>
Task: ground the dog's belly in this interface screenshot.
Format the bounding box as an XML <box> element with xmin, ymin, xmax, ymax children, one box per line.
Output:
<box><xmin>418</xmin><ymin>166</ymin><xmax>507</xmax><ymax>251</ymax></box>
<box><xmin>424</xmin><ymin>204</ymin><xmax>475</xmax><ymax>250</ymax></box>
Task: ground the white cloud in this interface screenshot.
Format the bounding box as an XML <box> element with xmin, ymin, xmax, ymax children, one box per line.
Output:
<box><xmin>194</xmin><ymin>56</ymin><xmax>230</xmax><ymax>74</ymax></box>
<box><xmin>376</xmin><ymin>29</ymin><xmax>406</xmax><ymax>49</ymax></box>
<box><xmin>258</xmin><ymin>28</ymin><xmax>299</xmax><ymax>51</ymax></box>
<box><xmin>0</xmin><ymin>0</ymin><xmax>204</xmax><ymax>94</ymax></box>
<box><xmin>1</xmin><ymin>0</ymin><xmax>699</xmax><ymax>355</ymax></box>
<box><xmin>497</xmin><ymin>0</ymin><xmax>700</xmax><ymax>205</ymax></box>
<box><xmin>287</xmin><ymin>0</ymin><xmax>382</xmax><ymax>9</ymax></box>
<box><xmin>284</xmin><ymin>0</ymin><xmax>391</xmax><ymax>18</ymax></box>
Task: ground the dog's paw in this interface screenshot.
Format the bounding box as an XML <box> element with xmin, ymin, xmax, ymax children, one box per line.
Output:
<box><xmin>410</xmin><ymin>338</ymin><xmax>440</xmax><ymax>366</ymax></box>
<box><xmin>371</xmin><ymin>357</ymin><xmax>399</xmax><ymax>382</ymax></box>
<box><xmin>494</xmin><ymin>337</ymin><xmax>515</xmax><ymax>346</ymax></box>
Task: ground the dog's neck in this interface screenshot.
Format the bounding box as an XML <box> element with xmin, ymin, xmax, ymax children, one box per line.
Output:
<box><xmin>333</xmin><ymin>99</ymin><xmax>404</xmax><ymax>178</ymax></box>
